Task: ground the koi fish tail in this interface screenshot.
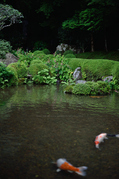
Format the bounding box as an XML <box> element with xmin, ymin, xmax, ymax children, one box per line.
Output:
<box><xmin>107</xmin><ymin>134</ymin><xmax>119</xmax><ymax>138</ymax></box>
<box><xmin>116</xmin><ymin>134</ymin><xmax>119</xmax><ymax>138</ymax></box>
<box><xmin>75</xmin><ymin>166</ymin><xmax>88</xmax><ymax>176</ymax></box>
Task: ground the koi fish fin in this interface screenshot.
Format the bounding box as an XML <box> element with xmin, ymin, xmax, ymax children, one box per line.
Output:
<box><xmin>75</xmin><ymin>166</ymin><xmax>88</xmax><ymax>176</ymax></box>
<box><xmin>116</xmin><ymin>134</ymin><xmax>119</xmax><ymax>138</ymax></box>
<box><xmin>96</xmin><ymin>144</ymin><xmax>99</xmax><ymax>149</ymax></box>
<box><xmin>67</xmin><ymin>170</ymin><xmax>73</xmax><ymax>173</ymax></box>
<box><xmin>56</xmin><ymin>168</ymin><xmax>61</xmax><ymax>172</ymax></box>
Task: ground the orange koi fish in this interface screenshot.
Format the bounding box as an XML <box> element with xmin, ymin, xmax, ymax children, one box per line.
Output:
<box><xmin>95</xmin><ymin>133</ymin><xmax>119</xmax><ymax>149</ymax></box>
<box><xmin>56</xmin><ymin>158</ymin><xmax>88</xmax><ymax>176</ymax></box>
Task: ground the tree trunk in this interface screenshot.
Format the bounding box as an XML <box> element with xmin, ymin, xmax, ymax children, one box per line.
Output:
<box><xmin>104</xmin><ymin>35</ymin><xmax>108</xmax><ymax>52</ymax></box>
<box><xmin>91</xmin><ymin>32</ymin><xmax>94</xmax><ymax>52</ymax></box>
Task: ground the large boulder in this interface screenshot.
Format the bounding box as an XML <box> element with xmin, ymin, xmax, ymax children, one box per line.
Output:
<box><xmin>0</xmin><ymin>53</ymin><xmax>18</xmax><ymax>66</ymax></box>
<box><xmin>73</xmin><ymin>67</ymin><xmax>82</xmax><ymax>80</ymax></box>
<box><xmin>56</xmin><ymin>43</ymin><xmax>80</xmax><ymax>54</ymax></box>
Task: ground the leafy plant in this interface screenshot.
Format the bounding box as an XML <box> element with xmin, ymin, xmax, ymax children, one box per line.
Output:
<box><xmin>32</xmin><ymin>69</ymin><xmax>57</xmax><ymax>84</ymax></box>
<box><xmin>0</xmin><ymin>62</ymin><xmax>14</xmax><ymax>88</ymax></box>
<box><xmin>47</xmin><ymin>55</ymin><xmax>72</xmax><ymax>82</ymax></box>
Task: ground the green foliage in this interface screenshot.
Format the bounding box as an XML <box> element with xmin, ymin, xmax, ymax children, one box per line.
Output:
<box><xmin>68</xmin><ymin>58</ymin><xmax>82</xmax><ymax>71</ymax></box>
<box><xmin>46</xmin><ymin>55</ymin><xmax>72</xmax><ymax>82</ymax></box>
<box><xmin>73</xmin><ymin>83</ymin><xmax>91</xmax><ymax>95</ymax></box>
<box><xmin>0</xmin><ymin>39</ymin><xmax>12</xmax><ymax>59</ymax></box>
<box><xmin>76</xmin><ymin>51</ymin><xmax>119</xmax><ymax>61</ymax></box>
<box><xmin>62</xmin><ymin>7</ymin><xmax>103</xmax><ymax>31</ymax></box>
<box><xmin>33</xmin><ymin>41</ymin><xmax>47</xmax><ymax>51</ymax></box>
<box><xmin>6</xmin><ymin>66</ymin><xmax>18</xmax><ymax>86</ymax></box>
<box><xmin>29</xmin><ymin>62</ymin><xmax>48</xmax><ymax>77</ymax></box>
<box><xmin>7</xmin><ymin>62</ymin><xmax>27</xmax><ymax>78</ymax></box>
<box><xmin>18</xmin><ymin>51</ymin><xmax>34</xmax><ymax>66</ymax></box>
<box><xmin>111</xmin><ymin>63</ymin><xmax>119</xmax><ymax>79</ymax></box>
<box><xmin>69</xmin><ymin>58</ymin><xmax>116</xmax><ymax>80</ymax></box>
<box><xmin>42</xmin><ymin>48</ymin><xmax>50</xmax><ymax>54</ymax></box>
<box><xmin>63</xmin><ymin>50</ymin><xmax>75</xmax><ymax>56</ymax></box>
<box><xmin>64</xmin><ymin>85</ymin><xmax>74</xmax><ymax>93</ymax></box>
<box><xmin>32</xmin><ymin>69</ymin><xmax>57</xmax><ymax>85</ymax></box>
<box><xmin>42</xmin><ymin>54</ymin><xmax>54</xmax><ymax>62</ymax></box>
<box><xmin>65</xmin><ymin>54</ymin><xmax>76</xmax><ymax>58</ymax></box>
<box><xmin>0</xmin><ymin>4</ymin><xmax>24</xmax><ymax>31</ymax></box>
<box><xmin>33</xmin><ymin>50</ymin><xmax>46</xmax><ymax>61</ymax></box>
<box><xmin>0</xmin><ymin>62</ymin><xmax>14</xmax><ymax>88</ymax></box>
<box><xmin>30</xmin><ymin>59</ymin><xmax>42</xmax><ymax>65</ymax></box>
<box><xmin>33</xmin><ymin>50</ymin><xmax>45</xmax><ymax>56</ymax></box>
<box><xmin>72</xmin><ymin>81</ymin><xmax>111</xmax><ymax>95</ymax></box>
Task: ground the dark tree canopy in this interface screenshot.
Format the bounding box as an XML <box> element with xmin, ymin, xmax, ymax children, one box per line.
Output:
<box><xmin>0</xmin><ymin>0</ymin><xmax>119</xmax><ymax>52</ymax></box>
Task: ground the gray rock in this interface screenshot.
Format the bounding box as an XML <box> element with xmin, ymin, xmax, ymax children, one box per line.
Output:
<box><xmin>76</xmin><ymin>80</ymin><xmax>86</xmax><ymax>84</ymax></box>
<box><xmin>102</xmin><ymin>76</ymin><xmax>113</xmax><ymax>82</ymax></box>
<box><xmin>73</xmin><ymin>67</ymin><xmax>82</xmax><ymax>80</ymax></box>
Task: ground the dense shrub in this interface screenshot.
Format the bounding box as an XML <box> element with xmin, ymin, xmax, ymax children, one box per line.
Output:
<box><xmin>63</xmin><ymin>50</ymin><xmax>75</xmax><ymax>56</ymax></box>
<box><xmin>72</xmin><ymin>83</ymin><xmax>91</xmax><ymax>95</ymax></box>
<box><xmin>29</xmin><ymin>63</ymin><xmax>48</xmax><ymax>76</ymax></box>
<box><xmin>111</xmin><ymin>62</ymin><xmax>119</xmax><ymax>78</ymax></box>
<box><xmin>18</xmin><ymin>52</ymin><xmax>34</xmax><ymax>66</ymax></box>
<box><xmin>66</xmin><ymin>81</ymin><xmax>111</xmax><ymax>95</ymax></box>
<box><xmin>6</xmin><ymin>66</ymin><xmax>18</xmax><ymax>86</ymax></box>
<box><xmin>7</xmin><ymin>62</ymin><xmax>27</xmax><ymax>78</ymax></box>
<box><xmin>33</xmin><ymin>50</ymin><xmax>46</xmax><ymax>61</ymax></box>
<box><xmin>42</xmin><ymin>48</ymin><xmax>50</xmax><ymax>54</ymax></box>
<box><xmin>43</xmin><ymin>54</ymin><xmax>54</xmax><ymax>62</ymax></box>
<box><xmin>0</xmin><ymin>40</ymin><xmax>12</xmax><ymax>59</ymax></box>
<box><xmin>65</xmin><ymin>54</ymin><xmax>76</xmax><ymax>58</ymax></box>
<box><xmin>30</xmin><ymin>59</ymin><xmax>42</xmax><ymax>65</ymax></box>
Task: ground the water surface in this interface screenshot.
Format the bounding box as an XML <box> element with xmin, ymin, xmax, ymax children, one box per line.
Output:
<box><xmin>0</xmin><ymin>85</ymin><xmax>119</xmax><ymax>179</ymax></box>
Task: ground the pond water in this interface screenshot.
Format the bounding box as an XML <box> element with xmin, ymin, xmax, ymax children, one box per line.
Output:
<box><xmin>0</xmin><ymin>85</ymin><xmax>119</xmax><ymax>179</ymax></box>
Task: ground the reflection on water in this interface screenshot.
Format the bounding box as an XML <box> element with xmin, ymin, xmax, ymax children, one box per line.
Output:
<box><xmin>0</xmin><ymin>85</ymin><xmax>119</xmax><ymax>179</ymax></box>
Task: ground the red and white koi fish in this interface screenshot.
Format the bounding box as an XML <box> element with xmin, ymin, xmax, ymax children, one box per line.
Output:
<box><xmin>95</xmin><ymin>133</ymin><xmax>119</xmax><ymax>149</ymax></box>
<box><xmin>55</xmin><ymin>158</ymin><xmax>88</xmax><ymax>176</ymax></box>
